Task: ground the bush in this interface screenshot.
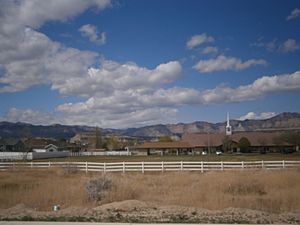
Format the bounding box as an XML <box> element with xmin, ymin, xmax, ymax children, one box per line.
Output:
<box><xmin>85</xmin><ymin>175</ymin><xmax>113</xmax><ymax>202</ymax></box>
<box><xmin>62</xmin><ymin>163</ymin><xmax>78</xmax><ymax>174</ymax></box>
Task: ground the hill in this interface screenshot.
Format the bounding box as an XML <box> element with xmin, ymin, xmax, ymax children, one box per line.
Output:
<box><xmin>0</xmin><ymin>112</ymin><xmax>300</xmax><ymax>139</ymax></box>
<box><xmin>122</xmin><ymin>112</ymin><xmax>300</xmax><ymax>137</ymax></box>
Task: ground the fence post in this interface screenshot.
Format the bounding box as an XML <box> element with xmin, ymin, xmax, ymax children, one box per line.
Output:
<box><xmin>201</xmin><ymin>161</ymin><xmax>204</xmax><ymax>173</ymax></box>
<box><xmin>123</xmin><ymin>162</ymin><xmax>125</xmax><ymax>173</ymax></box>
<box><xmin>221</xmin><ymin>161</ymin><xmax>224</xmax><ymax>171</ymax></box>
<box><xmin>242</xmin><ymin>161</ymin><xmax>244</xmax><ymax>170</ymax></box>
<box><xmin>104</xmin><ymin>162</ymin><xmax>106</xmax><ymax>173</ymax></box>
<box><xmin>261</xmin><ymin>160</ymin><xmax>264</xmax><ymax>169</ymax></box>
<box><xmin>161</xmin><ymin>161</ymin><xmax>164</xmax><ymax>172</ymax></box>
<box><xmin>31</xmin><ymin>161</ymin><xmax>33</xmax><ymax>169</ymax></box>
<box><xmin>142</xmin><ymin>161</ymin><xmax>144</xmax><ymax>173</ymax></box>
<box><xmin>282</xmin><ymin>160</ymin><xmax>285</xmax><ymax>169</ymax></box>
<box><xmin>85</xmin><ymin>162</ymin><xmax>88</xmax><ymax>173</ymax></box>
<box><xmin>180</xmin><ymin>161</ymin><xmax>183</xmax><ymax>171</ymax></box>
<box><xmin>48</xmin><ymin>161</ymin><xmax>51</xmax><ymax>168</ymax></box>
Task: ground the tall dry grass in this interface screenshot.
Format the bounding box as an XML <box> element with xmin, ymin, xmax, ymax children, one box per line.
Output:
<box><xmin>0</xmin><ymin>168</ymin><xmax>299</xmax><ymax>212</ymax></box>
<box><xmin>106</xmin><ymin>170</ymin><xmax>300</xmax><ymax>213</ymax></box>
<box><xmin>0</xmin><ymin>168</ymin><xmax>92</xmax><ymax>210</ymax></box>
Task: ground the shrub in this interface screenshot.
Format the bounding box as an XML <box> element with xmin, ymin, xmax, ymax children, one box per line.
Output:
<box><xmin>238</xmin><ymin>137</ymin><xmax>251</xmax><ymax>153</ymax></box>
<box><xmin>62</xmin><ymin>163</ymin><xmax>78</xmax><ymax>174</ymax></box>
<box><xmin>85</xmin><ymin>175</ymin><xmax>113</xmax><ymax>202</ymax></box>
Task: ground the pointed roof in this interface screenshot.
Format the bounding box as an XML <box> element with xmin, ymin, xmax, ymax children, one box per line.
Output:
<box><xmin>226</xmin><ymin>112</ymin><xmax>231</xmax><ymax>127</ymax></box>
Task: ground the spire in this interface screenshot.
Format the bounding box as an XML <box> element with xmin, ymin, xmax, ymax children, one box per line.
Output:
<box><xmin>227</xmin><ymin>112</ymin><xmax>230</xmax><ymax>126</ymax></box>
<box><xmin>226</xmin><ymin>112</ymin><xmax>232</xmax><ymax>135</ymax></box>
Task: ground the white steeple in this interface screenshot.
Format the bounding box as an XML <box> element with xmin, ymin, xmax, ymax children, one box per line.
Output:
<box><xmin>226</xmin><ymin>112</ymin><xmax>232</xmax><ymax>135</ymax></box>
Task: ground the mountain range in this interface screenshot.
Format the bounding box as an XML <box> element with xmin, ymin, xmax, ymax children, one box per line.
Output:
<box><xmin>0</xmin><ymin>112</ymin><xmax>300</xmax><ymax>139</ymax></box>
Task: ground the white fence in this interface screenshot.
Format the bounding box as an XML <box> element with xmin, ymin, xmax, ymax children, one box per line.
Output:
<box><xmin>0</xmin><ymin>160</ymin><xmax>299</xmax><ymax>173</ymax></box>
<box><xmin>0</xmin><ymin>151</ymin><xmax>70</xmax><ymax>161</ymax></box>
<box><xmin>0</xmin><ymin>152</ymin><xmax>30</xmax><ymax>160</ymax></box>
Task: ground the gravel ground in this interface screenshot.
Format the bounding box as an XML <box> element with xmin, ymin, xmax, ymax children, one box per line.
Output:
<box><xmin>0</xmin><ymin>200</ymin><xmax>300</xmax><ymax>224</ymax></box>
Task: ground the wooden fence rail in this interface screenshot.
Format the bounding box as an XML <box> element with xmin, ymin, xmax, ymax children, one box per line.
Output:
<box><xmin>0</xmin><ymin>160</ymin><xmax>300</xmax><ymax>173</ymax></box>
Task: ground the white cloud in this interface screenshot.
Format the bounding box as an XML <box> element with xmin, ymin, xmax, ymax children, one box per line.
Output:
<box><xmin>0</xmin><ymin>107</ymin><xmax>178</xmax><ymax>128</ymax></box>
<box><xmin>186</xmin><ymin>33</ymin><xmax>214</xmax><ymax>49</ymax></box>
<box><xmin>57</xmin><ymin>70</ymin><xmax>300</xmax><ymax>127</ymax></box>
<box><xmin>201</xmin><ymin>46</ymin><xmax>218</xmax><ymax>54</ymax></box>
<box><xmin>252</xmin><ymin>38</ymin><xmax>300</xmax><ymax>53</ymax></box>
<box><xmin>0</xmin><ymin>0</ymin><xmax>111</xmax><ymax>32</ymax></box>
<box><xmin>0</xmin><ymin>28</ymin><xmax>97</xmax><ymax>93</ymax></box>
<box><xmin>50</xmin><ymin>59</ymin><xmax>182</xmax><ymax>97</ymax></box>
<box><xmin>0</xmin><ymin>108</ymin><xmax>61</xmax><ymax>125</ymax></box>
<box><xmin>201</xmin><ymin>71</ymin><xmax>300</xmax><ymax>103</ymax></box>
<box><xmin>193</xmin><ymin>55</ymin><xmax>267</xmax><ymax>73</ymax></box>
<box><xmin>279</xmin><ymin>39</ymin><xmax>300</xmax><ymax>53</ymax></box>
<box><xmin>0</xmin><ymin>0</ymin><xmax>111</xmax><ymax>93</ymax></box>
<box><xmin>0</xmin><ymin>0</ymin><xmax>185</xmax><ymax>128</ymax></box>
<box><xmin>62</xmin><ymin>107</ymin><xmax>179</xmax><ymax>128</ymax></box>
<box><xmin>238</xmin><ymin>112</ymin><xmax>277</xmax><ymax>120</ymax></box>
<box><xmin>1</xmin><ymin>1</ymin><xmax>299</xmax><ymax>128</ymax></box>
<box><xmin>2</xmin><ymin>70</ymin><xmax>300</xmax><ymax>128</ymax></box>
<box><xmin>79</xmin><ymin>24</ymin><xmax>106</xmax><ymax>45</ymax></box>
<box><xmin>287</xmin><ymin>8</ymin><xmax>300</xmax><ymax>21</ymax></box>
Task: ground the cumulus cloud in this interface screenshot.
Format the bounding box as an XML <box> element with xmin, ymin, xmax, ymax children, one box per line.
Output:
<box><xmin>0</xmin><ymin>0</ymin><xmax>111</xmax><ymax>31</ymax></box>
<box><xmin>1</xmin><ymin>55</ymin><xmax>183</xmax><ymax>127</ymax></box>
<box><xmin>0</xmin><ymin>106</ymin><xmax>178</xmax><ymax>128</ymax></box>
<box><xmin>193</xmin><ymin>55</ymin><xmax>267</xmax><ymax>73</ymax></box>
<box><xmin>57</xmin><ymin>70</ymin><xmax>300</xmax><ymax>127</ymax></box>
<box><xmin>186</xmin><ymin>33</ymin><xmax>214</xmax><ymax>49</ymax></box>
<box><xmin>0</xmin><ymin>28</ymin><xmax>98</xmax><ymax>93</ymax></box>
<box><xmin>0</xmin><ymin>0</ymin><xmax>111</xmax><ymax>93</ymax></box>
<box><xmin>287</xmin><ymin>8</ymin><xmax>300</xmax><ymax>21</ymax></box>
<box><xmin>2</xmin><ymin>70</ymin><xmax>300</xmax><ymax>128</ymax></box>
<box><xmin>79</xmin><ymin>24</ymin><xmax>106</xmax><ymax>45</ymax></box>
<box><xmin>51</xmin><ymin>59</ymin><xmax>182</xmax><ymax>97</ymax></box>
<box><xmin>238</xmin><ymin>112</ymin><xmax>277</xmax><ymax>120</ymax></box>
<box><xmin>201</xmin><ymin>46</ymin><xmax>218</xmax><ymax>54</ymax></box>
<box><xmin>1</xmin><ymin>1</ymin><xmax>299</xmax><ymax>128</ymax></box>
<box><xmin>0</xmin><ymin>0</ymin><xmax>186</xmax><ymax>128</ymax></box>
<box><xmin>0</xmin><ymin>108</ymin><xmax>61</xmax><ymax>125</ymax></box>
<box><xmin>200</xmin><ymin>71</ymin><xmax>300</xmax><ymax>103</ymax></box>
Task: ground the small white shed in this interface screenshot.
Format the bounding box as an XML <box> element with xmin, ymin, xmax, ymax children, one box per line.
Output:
<box><xmin>44</xmin><ymin>144</ymin><xmax>58</xmax><ymax>152</ymax></box>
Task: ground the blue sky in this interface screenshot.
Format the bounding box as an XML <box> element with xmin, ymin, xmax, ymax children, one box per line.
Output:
<box><xmin>0</xmin><ymin>0</ymin><xmax>300</xmax><ymax>128</ymax></box>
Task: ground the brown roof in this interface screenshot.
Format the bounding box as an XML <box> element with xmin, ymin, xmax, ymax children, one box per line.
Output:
<box><xmin>182</xmin><ymin>133</ymin><xmax>224</xmax><ymax>147</ymax></box>
<box><xmin>182</xmin><ymin>131</ymin><xmax>292</xmax><ymax>147</ymax></box>
<box><xmin>24</xmin><ymin>138</ymin><xmax>65</xmax><ymax>148</ymax></box>
<box><xmin>135</xmin><ymin>141</ymin><xmax>192</xmax><ymax>149</ymax></box>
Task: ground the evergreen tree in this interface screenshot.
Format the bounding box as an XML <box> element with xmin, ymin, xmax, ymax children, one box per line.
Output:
<box><xmin>238</xmin><ymin>137</ymin><xmax>251</xmax><ymax>153</ymax></box>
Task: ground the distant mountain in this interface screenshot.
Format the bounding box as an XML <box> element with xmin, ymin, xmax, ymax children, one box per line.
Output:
<box><xmin>0</xmin><ymin>112</ymin><xmax>300</xmax><ymax>139</ymax></box>
<box><xmin>0</xmin><ymin>122</ymin><xmax>94</xmax><ymax>139</ymax></box>
<box><xmin>121</xmin><ymin>112</ymin><xmax>300</xmax><ymax>137</ymax></box>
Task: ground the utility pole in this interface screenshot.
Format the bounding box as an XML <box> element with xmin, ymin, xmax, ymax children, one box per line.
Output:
<box><xmin>95</xmin><ymin>126</ymin><xmax>102</xmax><ymax>149</ymax></box>
<box><xmin>207</xmin><ymin>131</ymin><xmax>210</xmax><ymax>154</ymax></box>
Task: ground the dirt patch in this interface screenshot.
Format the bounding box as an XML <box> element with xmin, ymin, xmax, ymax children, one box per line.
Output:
<box><xmin>1</xmin><ymin>200</ymin><xmax>299</xmax><ymax>223</ymax></box>
<box><xmin>95</xmin><ymin>199</ymin><xmax>150</xmax><ymax>211</ymax></box>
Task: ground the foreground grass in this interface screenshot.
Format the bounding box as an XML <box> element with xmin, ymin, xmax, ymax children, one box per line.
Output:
<box><xmin>0</xmin><ymin>168</ymin><xmax>299</xmax><ymax>213</ymax></box>
<box><xmin>36</xmin><ymin>152</ymin><xmax>300</xmax><ymax>163</ymax></box>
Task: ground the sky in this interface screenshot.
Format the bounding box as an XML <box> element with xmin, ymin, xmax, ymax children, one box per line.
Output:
<box><xmin>0</xmin><ymin>0</ymin><xmax>300</xmax><ymax>128</ymax></box>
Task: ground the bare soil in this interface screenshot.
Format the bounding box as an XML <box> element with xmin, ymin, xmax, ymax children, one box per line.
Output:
<box><xmin>1</xmin><ymin>200</ymin><xmax>299</xmax><ymax>223</ymax></box>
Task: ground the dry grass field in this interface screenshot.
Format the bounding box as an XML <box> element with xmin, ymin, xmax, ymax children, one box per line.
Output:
<box><xmin>0</xmin><ymin>168</ymin><xmax>299</xmax><ymax>213</ymax></box>
<box><xmin>37</xmin><ymin>152</ymin><xmax>300</xmax><ymax>163</ymax></box>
